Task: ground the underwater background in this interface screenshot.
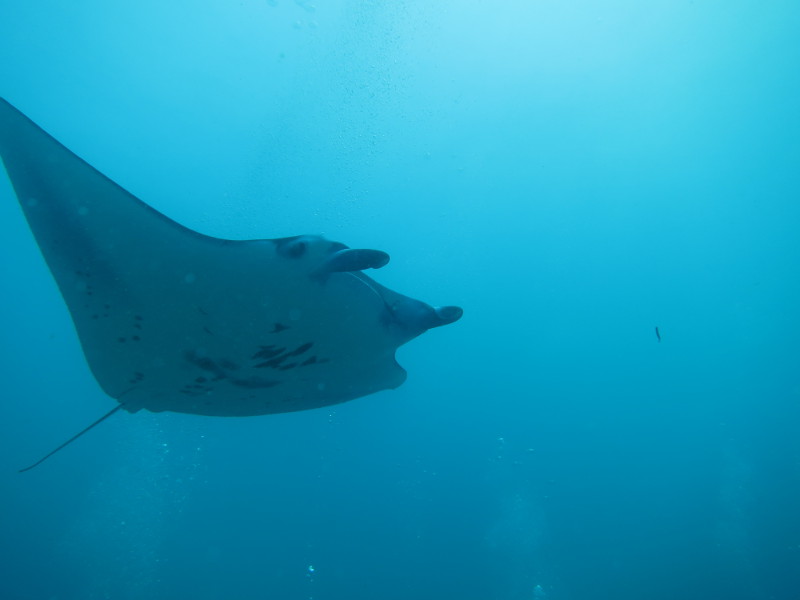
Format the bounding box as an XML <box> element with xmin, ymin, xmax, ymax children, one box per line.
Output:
<box><xmin>1</xmin><ymin>1</ymin><xmax>798</xmax><ymax>599</ymax></box>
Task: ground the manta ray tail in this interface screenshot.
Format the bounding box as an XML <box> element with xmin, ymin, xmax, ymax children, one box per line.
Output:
<box><xmin>18</xmin><ymin>404</ymin><xmax>125</xmax><ymax>473</ymax></box>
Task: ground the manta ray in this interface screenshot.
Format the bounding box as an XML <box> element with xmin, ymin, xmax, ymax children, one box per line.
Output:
<box><xmin>0</xmin><ymin>97</ymin><xmax>462</xmax><ymax>470</ymax></box>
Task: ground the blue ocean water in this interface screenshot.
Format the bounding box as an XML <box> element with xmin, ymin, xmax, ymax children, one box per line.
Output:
<box><xmin>1</xmin><ymin>1</ymin><xmax>798</xmax><ymax>599</ymax></box>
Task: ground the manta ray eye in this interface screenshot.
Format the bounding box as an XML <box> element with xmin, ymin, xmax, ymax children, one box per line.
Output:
<box><xmin>280</xmin><ymin>239</ymin><xmax>307</xmax><ymax>258</ymax></box>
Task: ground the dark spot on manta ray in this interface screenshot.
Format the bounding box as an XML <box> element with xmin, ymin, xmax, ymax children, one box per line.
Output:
<box><xmin>255</xmin><ymin>355</ymin><xmax>291</xmax><ymax>369</ymax></box>
<box><xmin>252</xmin><ymin>345</ymin><xmax>285</xmax><ymax>360</ymax></box>
<box><xmin>184</xmin><ymin>351</ymin><xmax>222</xmax><ymax>375</ymax></box>
<box><xmin>286</xmin><ymin>342</ymin><xmax>313</xmax><ymax>356</ymax></box>
<box><xmin>278</xmin><ymin>363</ymin><xmax>298</xmax><ymax>370</ymax></box>
<box><xmin>2</xmin><ymin>97</ymin><xmax>462</xmax><ymax>471</ymax></box>
<box><xmin>300</xmin><ymin>356</ymin><xmax>317</xmax><ymax>366</ymax></box>
<box><xmin>203</xmin><ymin>326</ymin><xmax>213</xmax><ymax>335</ymax></box>
<box><xmin>117</xmin><ymin>337</ymin><xmax>126</xmax><ymax>343</ymax></box>
<box><xmin>252</xmin><ymin>342</ymin><xmax>313</xmax><ymax>367</ymax></box>
<box><xmin>195</xmin><ymin>377</ymin><xmax>207</xmax><ymax>383</ymax></box>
